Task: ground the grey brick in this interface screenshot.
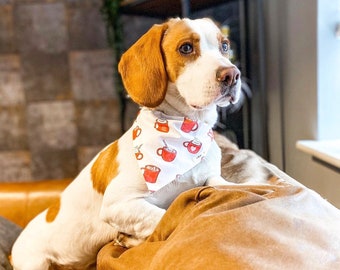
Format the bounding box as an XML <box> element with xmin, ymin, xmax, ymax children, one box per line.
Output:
<box><xmin>77</xmin><ymin>146</ymin><xmax>102</xmax><ymax>171</ymax></box>
<box><xmin>31</xmin><ymin>148</ymin><xmax>78</xmax><ymax>180</ymax></box>
<box><xmin>0</xmin><ymin>5</ymin><xmax>15</xmax><ymax>53</ymax></box>
<box><xmin>0</xmin><ymin>55</ymin><xmax>25</xmax><ymax>106</ymax></box>
<box><xmin>26</xmin><ymin>101</ymin><xmax>77</xmax><ymax>150</ymax></box>
<box><xmin>68</xmin><ymin>5</ymin><xmax>107</xmax><ymax>50</ymax></box>
<box><xmin>0</xmin><ymin>106</ymin><xmax>28</xmax><ymax>150</ymax></box>
<box><xmin>70</xmin><ymin>50</ymin><xmax>116</xmax><ymax>101</ymax></box>
<box><xmin>76</xmin><ymin>100</ymin><xmax>120</xmax><ymax>146</ymax></box>
<box><xmin>21</xmin><ymin>52</ymin><xmax>71</xmax><ymax>102</ymax></box>
<box><xmin>0</xmin><ymin>151</ymin><xmax>31</xmax><ymax>181</ymax></box>
<box><xmin>14</xmin><ymin>2</ymin><xmax>68</xmax><ymax>54</ymax></box>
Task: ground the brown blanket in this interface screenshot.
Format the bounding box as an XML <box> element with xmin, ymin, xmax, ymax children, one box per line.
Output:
<box><xmin>97</xmin><ymin>135</ymin><xmax>340</xmax><ymax>269</ymax></box>
<box><xmin>98</xmin><ymin>182</ymin><xmax>340</xmax><ymax>269</ymax></box>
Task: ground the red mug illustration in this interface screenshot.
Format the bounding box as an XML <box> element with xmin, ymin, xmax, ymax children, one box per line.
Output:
<box><xmin>142</xmin><ymin>165</ymin><xmax>161</xmax><ymax>183</ymax></box>
<box><xmin>133</xmin><ymin>125</ymin><xmax>142</xmax><ymax>140</ymax></box>
<box><xmin>134</xmin><ymin>144</ymin><xmax>144</xmax><ymax>160</ymax></box>
<box><xmin>154</xmin><ymin>118</ymin><xmax>169</xmax><ymax>133</ymax></box>
<box><xmin>181</xmin><ymin>117</ymin><xmax>198</xmax><ymax>133</ymax></box>
<box><xmin>183</xmin><ymin>138</ymin><xmax>202</xmax><ymax>154</ymax></box>
<box><xmin>135</xmin><ymin>152</ymin><xmax>143</xmax><ymax>160</ymax></box>
<box><xmin>157</xmin><ymin>146</ymin><xmax>177</xmax><ymax>162</ymax></box>
<box><xmin>134</xmin><ymin>145</ymin><xmax>144</xmax><ymax>160</ymax></box>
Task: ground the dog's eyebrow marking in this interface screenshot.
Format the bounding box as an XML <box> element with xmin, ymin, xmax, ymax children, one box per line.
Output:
<box><xmin>162</xmin><ymin>20</ymin><xmax>201</xmax><ymax>82</ymax></box>
<box><xmin>46</xmin><ymin>197</ymin><xmax>61</xmax><ymax>223</ymax></box>
<box><xmin>91</xmin><ymin>140</ymin><xmax>119</xmax><ymax>194</ymax></box>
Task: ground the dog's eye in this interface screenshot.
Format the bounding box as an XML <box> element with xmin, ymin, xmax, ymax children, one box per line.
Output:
<box><xmin>179</xmin><ymin>43</ymin><xmax>193</xmax><ymax>55</ymax></box>
<box><xmin>221</xmin><ymin>41</ymin><xmax>229</xmax><ymax>53</ymax></box>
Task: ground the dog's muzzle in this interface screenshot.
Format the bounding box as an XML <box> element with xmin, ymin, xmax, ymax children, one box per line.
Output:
<box><xmin>216</xmin><ymin>66</ymin><xmax>240</xmax><ymax>88</ymax></box>
<box><xmin>216</xmin><ymin>66</ymin><xmax>241</xmax><ymax>103</ymax></box>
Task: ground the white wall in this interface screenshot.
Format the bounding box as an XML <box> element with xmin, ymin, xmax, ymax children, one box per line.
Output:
<box><xmin>263</xmin><ymin>0</ymin><xmax>340</xmax><ymax>208</ymax></box>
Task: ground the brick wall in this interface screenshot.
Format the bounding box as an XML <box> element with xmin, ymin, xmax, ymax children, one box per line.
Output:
<box><xmin>0</xmin><ymin>0</ymin><xmax>159</xmax><ymax>182</ymax></box>
<box><xmin>0</xmin><ymin>0</ymin><xmax>235</xmax><ymax>182</ymax></box>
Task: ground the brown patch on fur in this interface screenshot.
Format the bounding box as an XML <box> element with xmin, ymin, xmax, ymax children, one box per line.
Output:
<box><xmin>46</xmin><ymin>197</ymin><xmax>60</xmax><ymax>223</ymax></box>
<box><xmin>91</xmin><ymin>141</ymin><xmax>119</xmax><ymax>194</ymax></box>
<box><xmin>118</xmin><ymin>23</ymin><xmax>169</xmax><ymax>108</ymax></box>
<box><xmin>267</xmin><ymin>175</ymin><xmax>287</xmax><ymax>186</ymax></box>
<box><xmin>162</xmin><ymin>20</ymin><xmax>201</xmax><ymax>82</ymax></box>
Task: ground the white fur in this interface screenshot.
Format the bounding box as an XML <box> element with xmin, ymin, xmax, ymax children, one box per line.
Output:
<box><xmin>11</xmin><ymin>18</ymin><xmax>241</xmax><ymax>270</ymax></box>
<box><xmin>175</xmin><ymin>18</ymin><xmax>241</xmax><ymax>109</ymax></box>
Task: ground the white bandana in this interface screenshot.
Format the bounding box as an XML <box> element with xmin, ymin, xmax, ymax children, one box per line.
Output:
<box><xmin>132</xmin><ymin>108</ymin><xmax>214</xmax><ymax>192</ymax></box>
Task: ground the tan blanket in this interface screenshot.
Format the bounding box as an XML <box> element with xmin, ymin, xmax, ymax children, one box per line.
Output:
<box><xmin>97</xmin><ymin>136</ymin><xmax>340</xmax><ymax>269</ymax></box>
<box><xmin>98</xmin><ymin>182</ymin><xmax>340</xmax><ymax>269</ymax></box>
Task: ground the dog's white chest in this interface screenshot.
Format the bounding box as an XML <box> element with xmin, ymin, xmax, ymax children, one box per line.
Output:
<box><xmin>132</xmin><ymin>109</ymin><xmax>214</xmax><ymax>192</ymax></box>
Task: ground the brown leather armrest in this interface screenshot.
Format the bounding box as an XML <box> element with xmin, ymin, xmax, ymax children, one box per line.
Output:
<box><xmin>0</xmin><ymin>179</ymin><xmax>72</xmax><ymax>227</ymax></box>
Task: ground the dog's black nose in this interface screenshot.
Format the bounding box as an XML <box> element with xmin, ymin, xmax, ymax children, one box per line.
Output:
<box><xmin>216</xmin><ymin>66</ymin><xmax>240</xmax><ymax>87</ymax></box>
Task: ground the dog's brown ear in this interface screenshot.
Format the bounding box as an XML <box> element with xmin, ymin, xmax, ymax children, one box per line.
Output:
<box><xmin>118</xmin><ymin>23</ymin><xmax>168</xmax><ymax>108</ymax></box>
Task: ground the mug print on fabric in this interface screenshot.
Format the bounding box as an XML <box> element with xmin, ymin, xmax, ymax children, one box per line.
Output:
<box><xmin>154</xmin><ymin>118</ymin><xmax>169</xmax><ymax>133</ymax></box>
<box><xmin>181</xmin><ymin>117</ymin><xmax>199</xmax><ymax>133</ymax></box>
<box><xmin>133</xmin><ymin>125</ymin><xmax>142</xmax><ymax>140</ymax></box>
<box><xmin>142</xmin><ymin>165</ymin><xmax>161</xmax><ymax>183</ymax></box>
<box><xmin>132</xmin><ymin>108</ymin><xmax>213</xmax><ymax>192</ymax></box>
<box><xmin>157</xmin><ymin>140</ymin><xmax>177</xmax><ymax>162</ymax></box>
<box><xmin>134</xmin><ymin>144</ymin><xmax>143</xmax><ymax>160</ymax></box>
<box><xmin>183</xmin><ymin>138</ymin><xmax>202</xmax><ymax>154</ymax></box>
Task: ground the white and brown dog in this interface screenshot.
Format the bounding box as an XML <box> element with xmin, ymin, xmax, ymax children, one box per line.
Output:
<box><xmin>12</xmin><ymin>18</ymin><xmax>241</xmax><ymax>270</ymax></box>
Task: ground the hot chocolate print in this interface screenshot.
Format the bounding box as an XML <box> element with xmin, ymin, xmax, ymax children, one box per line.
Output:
<box><xmin>132</xmin><ymin>109</ymin><xmax>213</xmax><ymax>192</ymax></box>
<box><xmin>132</xmin><ymin>125</ymin><xmax>142</xmax><ymax>140</ymax></box>
<box><xmin>154</xmin><ymin>118</ymin><xmax>169</xmax><ymax>133</ymax></box>
<box><xmin>181</xmin><ymin>117</ymin><xmax>198</xmax><ymax>133</ymax></box>
<box><xmin>142</xmin><ymin>165</ymin><xmax>161</xmax><ymax>183</ymax></box>
<box><xmin>134</xmin><ymin>144</ymin><xmax>143</xmax><ymax>160</ymax></box>
<box><xmin>183</xmin><ymin>138</ymin><xmax>202</xmax><ymax>154</ymax></box>
<box><xmin>157</xmin><ymin>140</ymin><xmax>177</xmax><ymax>162</ymax></box>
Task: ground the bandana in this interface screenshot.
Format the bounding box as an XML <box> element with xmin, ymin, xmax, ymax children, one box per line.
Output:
<box><xmin>132</xmin><ymin>108</ymin><xmax>214</xmax><ymax>192</ymax></box>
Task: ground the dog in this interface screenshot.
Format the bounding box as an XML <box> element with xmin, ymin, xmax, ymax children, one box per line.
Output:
<box><xmin>11</xmin><ymin>17</ymin><xmax>241</xmax><ymax>270</ymax></box>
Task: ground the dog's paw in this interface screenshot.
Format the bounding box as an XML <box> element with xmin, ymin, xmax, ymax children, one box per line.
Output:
<box><xmin>115</xmin><ymin>232</ymin><xmax>146</xmax><ymax>248</ymax></box>
<box><xmin>206</xmin><ymin>175</ymin><xmax>232</xmax><ymax>186</ymax></box>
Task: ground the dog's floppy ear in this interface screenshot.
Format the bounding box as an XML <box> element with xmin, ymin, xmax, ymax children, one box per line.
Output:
<box><xmin>118</xmin><ymin>23</ymin><xmax>169</xmax><ymax>108</ymax></box>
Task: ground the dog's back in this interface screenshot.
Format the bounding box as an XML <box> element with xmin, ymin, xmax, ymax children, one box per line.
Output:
<box><xmin>11</xmin><ymin>17</ymin><xmax>241</xmax><ymax>270</ymax></box>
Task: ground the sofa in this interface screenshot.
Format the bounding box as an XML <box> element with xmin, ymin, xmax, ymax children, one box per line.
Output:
<box><xmin>1</xmin><ymin>136</ymin><xmax>340</xmax><ymax>269</ymax></box>
<box><xmin>0</xmin><ymin>179</ymin><xmax>71</xmax><ymax>270</ymax></box>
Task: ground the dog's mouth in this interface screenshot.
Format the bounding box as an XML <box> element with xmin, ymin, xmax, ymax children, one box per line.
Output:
<box><xmin>216</xmin><ymin>84</ymin><xmax>241</xmax><ymax>105</ymax></box>
<box><xmin>189</xmin><ymin>104</ymin><xmax>204</xmax><ymax>110</ymax></box>
<box><xmin>188</xmin><ymin>87</ymin><xmax>239</xmax><ymax>110</ymax></box>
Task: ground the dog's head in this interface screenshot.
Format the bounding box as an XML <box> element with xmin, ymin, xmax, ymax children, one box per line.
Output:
<box><xmin>118</xmin><ymin>18</ymin><xmax>241</xmax><ymax>110</ymax></box>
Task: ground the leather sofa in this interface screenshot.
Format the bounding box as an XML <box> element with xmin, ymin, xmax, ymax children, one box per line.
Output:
<box><xmin>0</xmin><ymin>179</ymin><xmax>72</xmax><ymax>228</ymax></box>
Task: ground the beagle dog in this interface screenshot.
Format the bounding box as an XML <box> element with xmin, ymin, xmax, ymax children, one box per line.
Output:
<box><xmin>12</xmin><ymin>18</ymin><xmax>241</xmax><ymax>270</ymax></box>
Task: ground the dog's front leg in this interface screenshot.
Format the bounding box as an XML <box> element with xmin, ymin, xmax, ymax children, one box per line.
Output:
<box><xmin>100</xmin><ymin>181</ymin><xmax>165</xmax><ymax>248</ymax></box>
<box><xmin>206</xmin><ymin>175</ymin><xmax>230</xmax><ymax>186</ymax></box>
<box><xmin>202</xmin><ymin>141</ymin><xmax>234</xmax><ymax>186</ymax></box>
<box><xmin>101</xmin><ymin>198</ymin><xmax>165</xmax><ymax>248</ymax></box>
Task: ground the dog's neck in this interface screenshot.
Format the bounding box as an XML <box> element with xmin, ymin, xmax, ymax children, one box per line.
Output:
<box><xmin>155</xmin><ymin>83</ymin><xmax>218</xmax><ymax>127</ymax></box>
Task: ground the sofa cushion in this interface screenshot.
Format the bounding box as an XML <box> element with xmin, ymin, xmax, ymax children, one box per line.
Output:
<box><xmin>0</xmin><ymin>216</ymin><xmax>22</xmax><ymax>270</ymax></box>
